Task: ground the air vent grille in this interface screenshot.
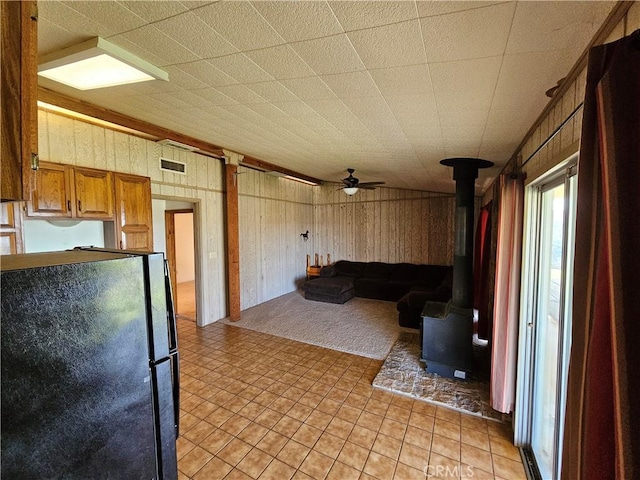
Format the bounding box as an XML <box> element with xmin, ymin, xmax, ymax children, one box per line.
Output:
<box><xmin>159</xmin><ymin>157</ymin><xmax>186</xmax><ymax>175</ymax></box>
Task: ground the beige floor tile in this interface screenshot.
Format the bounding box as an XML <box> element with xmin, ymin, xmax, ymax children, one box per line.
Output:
<box><xmin>326</xmin><ymin>461</ymin><xmax>361</xmax><ymax>480</ymax></box>
<box><xmin>431</xmin><ymin>434</ymin><xmax>460</xmax><ymax>462</ymax></box>
<box><xmin>372</xmin><ymin>433</ymin><xmax>402</xmax><ymax>460</ymax></box>
<box><xmin>460</xmin><ymin>426</ymin><xmax>490</xmax><ymax>451</ymax></box>
<box><xmin>256</xmin><ymin>430</ymin><xmax>288</xmax><ymax>457</ymax></box>
<box><xmin>394</xmin><ymin>462</ymin><xmax>428</xmax><ymax>480</ymax></box>
<box><xmin>302</xmin><ymin>409</ymin><xmax>330</xmax><ymax>429</ymax></box>
<box><xmin>326</xmin><ymin>417</ymin><xmax>355</xmax><ymax>440</ymax></box>
<box><xmin>314</xmin><ymin>432</ymin><xmax>346</xmax><ymax>459</ymax></box>
<box><xmin>299</xmin><ymin>450</ymin><xmax>334</xmax><ymax>479</ymax></box>
<box><xmin>460</xmin><ymin>443</ymin><xmax>493</xmax><ymax>473</ymax></box>
<box><xmin>363</xmin><ymin>451</ymin><xmax>397</xmax><ymax>480</ymax></box>
<box><xmin>176</xmin><ymin>321</ymin><xmax>524</xmax><ymax>480</ymax></box>
<box><xmin>408</xmin><ymin>411</ymin><xmax>435</xmax><ymax>432</ymax></box>
<box><xmin>179</xmin><ymin>446</ymin><xmax>214</xmax><ymax>477</ymax></box>
<box><xmin>177</xmin><ymin>436</ymin><xmax>196</xmax><ymax>460</ymax></box>
<box><xmin>218</xmin><ymin>438</ymin><xmax>253</xmax><ymax>467</ymax></box>
<box><xmin>489</xmin><ymin>435</ymin><xmax>521</xmax><ymax>462</ymax></box>
<box><xmin>200</xmin><ymin>428</ymin><xmax>235</xmax><ymax>455</ymax></box>
<box><xmin>398</xmin><ymin>443</ymin><xmax>430</xmax><ymax>471</ymax></box>
<box><xmin>356</xmin><ymin>411</ymin><xmax>384</xmax><ymax>432</ymax></box>
<box><xmin>492</xmin><ymin>454</ymin><xmax>527</xmax><ymax>479</ymax></box>
<box><xmin>403</xmin><ymin>425</ymin><xmax>432</xmax><ymax>450</ymax></box>
<box><xmin>386</xmin><ymin>405</ymin><xmax>411</xmax><ymax>424</ymax></box>
<box><xmin>379</xmin><ymin>417</ymin><xmax>407</xmax><ymax>440</ymax></box>
<box><xmin>337</xmin><ymin>441</ymin><xmax>370</xmax><ymax>471</ymax></box>
<box><xmin>277</xmin><ymin>440</ymin><xmax>311</xmax><ymax>469</ymax></box>
<box><xmin>236</xmin><ymin>448</ymin><xmax>274</xmax><ymax>479</ymax></box>
<box><xmin>254</xmin><ymin>409</ymin><xmax>283</xmax><ymax>429</ymax></box>
<box><xmin>192</xmin><ymin>457</ymin><xmax>233</xmax><ymax>480</ymax></box>
<box><xmin>258</xmin><ymin>459</ymin><xmax>296</xmax><ymax>480</ymax></box>
<box><xmin>434</xmin><ymin>418</ymin><xmax>461</xmax><ymax>442</ymax></box>
<box><xmin>292</xmin><ymin>423</ymin><xmax>323</xmax><ymax>448</ymax></box>
<box><xmin>224</xmin><ymin>468</ymin><xmax>253</xmax><ymax>480</ymax></box>
<box><xmin>237</xmin><ymin>423</ymin><xmax>270</xmax><ymax>446</ymax></box>
<box><xmin>435</xmin><ymin>407</ymin><xmax>461</xmax><ymax>425</ymax></box>
<box><xmin>347</xmin><ymin>425</ymin><xmax>378</xmax><ymax>450</ymax></box>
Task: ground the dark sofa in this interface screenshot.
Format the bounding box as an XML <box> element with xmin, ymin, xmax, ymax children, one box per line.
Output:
<box><xmin>303</xmin><ymin>260</ymin><xmax>452</xmax><ymax>328</ymax></box>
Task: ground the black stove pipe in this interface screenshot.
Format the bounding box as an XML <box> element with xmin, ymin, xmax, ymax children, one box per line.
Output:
<box><xmin>440</xmin><ymin>158</ymin><xmax>494</xmax><ymax>309</ymax></box>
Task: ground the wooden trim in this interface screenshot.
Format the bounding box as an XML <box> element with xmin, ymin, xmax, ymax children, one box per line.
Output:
<box><xmin>22</xmin><ymin>1</ymin><xmax>38</xmax><ymax>198</ymax></box>
<box><xmin>38</xmin><ymin>87</ymin><xmax>226</xmax><ymax>157</ymax></box>
<box><xmin>242</xmin><ymin>156</ymin><xmax>322</xmax><ymax>185</ymax></box>
<box><xmin>225</xmin><ymin>164</ymin><xmax>241</xmax><ymax>321</ymax></box>
<box><xmin>164</xmin><ymin>211</ymin><xmax>178</xmax><ymax>308</ymax></box>
<box><xmin>507</xmin><ymin>1</ymin><xmax>634</xmax><ymax>170</ymax></box>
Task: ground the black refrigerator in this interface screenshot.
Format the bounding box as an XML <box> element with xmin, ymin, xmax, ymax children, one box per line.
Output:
<box><xmin>1</xmin><ymin>248</ymin><xmax>180</xmax><ymax>479</ymax></box>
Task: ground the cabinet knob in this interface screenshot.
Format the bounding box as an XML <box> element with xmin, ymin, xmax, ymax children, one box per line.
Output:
<box><xmin>77</xmin><ymin>200</ymin><xmax>82</xmax><ymax>212</ymax></box>
<box><xmin>67</xmin><ymin>200</ymin><xmax>71</xmax><ymax>212</ymax></box>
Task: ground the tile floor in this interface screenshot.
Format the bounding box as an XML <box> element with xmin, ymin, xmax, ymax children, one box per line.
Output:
<box><xmin>176</xmin><ymin>319</ymin><xmax>527</xmax><ymax>480</ymax></box>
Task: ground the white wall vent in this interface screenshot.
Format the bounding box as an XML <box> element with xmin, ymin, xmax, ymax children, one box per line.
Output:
<box><xmin>159</xmin><ymin>157</ymin><xmax>186</xmax><ymax>175</ymax></box>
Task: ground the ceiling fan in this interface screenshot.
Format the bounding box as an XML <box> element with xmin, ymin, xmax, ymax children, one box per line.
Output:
<box><xmin>338</xmin><ymin>168</ymin><xmax>385</xmax><ymax>195</ymax></box>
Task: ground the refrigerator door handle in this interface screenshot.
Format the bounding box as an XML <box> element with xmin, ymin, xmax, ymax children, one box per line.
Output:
<box><xmin>170</xmin><ymin>351</ymin><xmax>180</xmax><ymax>437</ymax></box>
<box><xmin>164</xmin><ymin>260</ymin><xmax>178</xmax><ymax>351</ymax></box>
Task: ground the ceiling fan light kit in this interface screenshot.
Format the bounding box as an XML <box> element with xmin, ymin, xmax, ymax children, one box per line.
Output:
<box><xmin>339</xmin><ymin>168</ymin><xmax>384</xmax><ymax>196</ymax></box>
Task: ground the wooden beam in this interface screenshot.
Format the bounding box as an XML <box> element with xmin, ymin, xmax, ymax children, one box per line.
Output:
<box><xmin>242</xmin><ymin>155</ymin><xmax>322</xmax><ymax>185</ymax></box>
<box><xmin>38</xmin><ymin>87</ymin><xmax>226</xmax><ymax>157</ymax></box>
<box><xmin>225</xmin><ymin>163</ymin><xmax>241</xmax><ymax>321</ymax></box>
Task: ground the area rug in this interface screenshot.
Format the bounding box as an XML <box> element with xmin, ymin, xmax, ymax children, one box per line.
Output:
<box><xmin>221</xmin><ymin>290</ymin><xmax>403</xmax><ymax>360</ymax></box>
<box><xmin>372</xmin><ymin>331</ymin><xmax>506</xmax><ymax>421</ymax></box>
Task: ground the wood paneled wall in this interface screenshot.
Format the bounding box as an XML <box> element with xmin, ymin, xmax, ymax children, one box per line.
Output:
<box><xmin>238</xmin><ymin>169</ymin><xmax>314</xmax><ymax>310</ymax></box>
<box><xmin>313</xmin><ymin>185</ymin><xmax>480</xmax><ymax>267</ymax></box>
<box><xmin>38</xmin><ymin>110</ymin><xmax>480</xmax><ymax>323</ymax></box>
<box><xmin>37</xmin><ymin>110</ymin><xmax>228</xmax><ymax>325</ymax></box>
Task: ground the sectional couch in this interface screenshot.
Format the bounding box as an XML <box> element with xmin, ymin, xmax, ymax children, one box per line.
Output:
<box><xmin>303</xmin><ymin>260</ymin><xmax>453</xmax><ymax>329</ymax></box>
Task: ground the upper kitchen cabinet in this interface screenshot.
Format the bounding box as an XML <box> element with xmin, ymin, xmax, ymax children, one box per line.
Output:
<box><xmin>27</xmin><ymin>161</ymin><xmax>114</xmax><ymax>220</ymax></box>
<box><xmin>1</xmin><ymin>1</ymin><xmax>38</xmax><ymax>202</ymax></box>
<box><xmin>114</xmin><ymin>173</ymin><xmax>153</xmax><ymax>252</ymax></box>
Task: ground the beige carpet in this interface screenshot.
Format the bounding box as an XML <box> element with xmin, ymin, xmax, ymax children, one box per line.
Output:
<box><xmin>221</xmin><ymin>290</ymin><xmax>405</xmax><ymax>360</ymax></box>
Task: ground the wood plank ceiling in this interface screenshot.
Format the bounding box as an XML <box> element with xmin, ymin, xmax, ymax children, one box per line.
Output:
<box><xmin>36</xmin><ymin>1</ymin><xmax>616</xmax><ymax>194</ymax></box>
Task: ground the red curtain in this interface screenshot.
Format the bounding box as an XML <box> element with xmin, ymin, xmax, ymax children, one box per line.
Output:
<box><xmin>473</xmin><ymin>201</ymin><xmax>492</xmax><ymax>340</ymax></box>
<box><xmin>490</xmin><ymin>176</ymin><xmax>524</xmax><ymax>413</ymax></box>
<box><xmin>562</xmin><ymin>30</ymin><xmax>640</xmax><ymax>480</ymax></box>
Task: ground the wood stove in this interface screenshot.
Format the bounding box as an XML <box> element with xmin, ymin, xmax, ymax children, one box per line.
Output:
<box><xmin>421</xmin><ymin>158</ymin><xmax>493</xmax><ymax>379</ymax></box>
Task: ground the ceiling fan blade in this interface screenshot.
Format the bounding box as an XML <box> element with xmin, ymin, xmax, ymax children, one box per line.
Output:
<box><xmin>358</xmin><ymin>181</ymin><xmax>385</xmax><ymax>187</ymax></box>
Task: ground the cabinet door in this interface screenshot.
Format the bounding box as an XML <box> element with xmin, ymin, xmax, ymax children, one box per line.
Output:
<box><xmin>27</xmin><ymin>162</ymin><xmax>73</xmax><ymax>217</ymax></box>
<box><xmin>114</xmin><ymin>173</ymin><xmax>153</xmax><ymax>251</ymax></box>
<box><xmin>74</xmin><ymin>168</ymin><xmax>114</xmax><ymax>219</ymax></box>
<box><xmin>0</xmin><ymin>1</ymin><xmax>37</xmax><ymax>202</ymax></box>
<box><xmin>0</xmin><ymin>202</ymin><xmax>24</xmax><ymax>254</ymax></box>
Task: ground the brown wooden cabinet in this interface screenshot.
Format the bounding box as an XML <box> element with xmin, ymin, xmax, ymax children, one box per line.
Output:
<box><xmin>113</xmin><ymin>173</ymin><xmax>153</xmax><ymax>251</ymax></box>
<box><xmin>1</xmin><ymin>1</ymin><xmax>37</xmax><ymax>201</ymax></box>
<box><xmin>0</xmin><ymin>202</ymin><xmax>24</xmax><ymax>254</ymax></box>
<box><xmin>27</xmin><ymin>162</ymin><xmax>114</xmax><ymax>220</ymax></box>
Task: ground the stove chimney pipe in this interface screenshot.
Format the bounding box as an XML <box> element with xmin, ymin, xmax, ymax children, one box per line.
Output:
<box><xmin>440</xmin><ymin>158</ymin><xmax>494</xmax><ymax>309</ymax></box>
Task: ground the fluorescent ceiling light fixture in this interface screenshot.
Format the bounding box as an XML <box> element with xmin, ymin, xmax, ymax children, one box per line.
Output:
<box><xmin>38</xmin><ymin>37</ymin><xmax>169</xmax><ymax>90</ymax></box>
<box><xmin>343</xmin><ymin>187</ymin><xmax>359</xmax><ymax>196</ymax></box>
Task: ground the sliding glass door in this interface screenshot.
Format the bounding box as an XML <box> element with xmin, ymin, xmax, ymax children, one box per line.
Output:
<box><xmin>516</xmin><ymin>158</ymin><xmax>577</xmax><ymax>479</ymax></box>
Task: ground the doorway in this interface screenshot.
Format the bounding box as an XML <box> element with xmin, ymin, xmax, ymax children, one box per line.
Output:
<box><xmin>165</xmin><ymin>209</ymin><xmax>196</xmax><ymax>322</ymax></box>
<box><xmin>516</xmin><ymin>156</ymin><xmax>577</xmax><ymax>479</ymax></box>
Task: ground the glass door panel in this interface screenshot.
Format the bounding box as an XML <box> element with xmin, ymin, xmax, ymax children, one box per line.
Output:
<box><xmin>530</xmin><ymin>182</ymin><xmax>565</xmax><ymax>479</ymax></box>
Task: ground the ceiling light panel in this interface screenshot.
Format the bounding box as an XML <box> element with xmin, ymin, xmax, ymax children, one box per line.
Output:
<box><xmin>39</xmin><ymin>37</ymin><xmax>169</xmax><ymax>90</ymax></box>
